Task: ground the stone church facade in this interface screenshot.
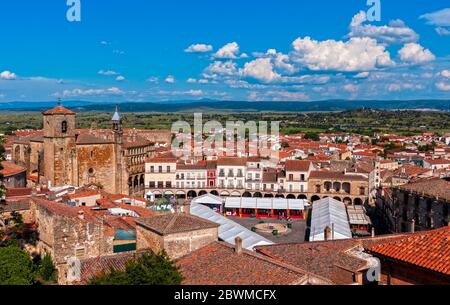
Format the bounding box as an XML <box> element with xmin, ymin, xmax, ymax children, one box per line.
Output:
<box><xmin>12</xmin><ymin>104</ymin><xmax>161</xmax><ymax>195</ymax></box>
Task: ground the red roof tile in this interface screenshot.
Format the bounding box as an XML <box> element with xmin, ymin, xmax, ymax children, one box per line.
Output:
<box><xmin>42</xmin><ymin>106</ymin><xmax>76</xmax><ymax>115</ymax></box>
<box><xmin>0</xmin><ymin>161</ymin><xmax>26</xmax><ymax>177</ymax></box>
<box><xmin>285</xmin><ymin>160</ymin><xmax>312</xmax><ymax>172</ymax></box>
<box><xmin>177</xmin><ymin>242</ymin><xmax>310</xmax><ymax>285</ymax></box>
<box><xmin>365</xmin><ymin>227</ymin><xmax>450</xmax><ymax>276</ymax></box>
<box><xmin>136</xmin><ymin>213</ymin><xmax>218</xmax><ymax>235</ymax></box>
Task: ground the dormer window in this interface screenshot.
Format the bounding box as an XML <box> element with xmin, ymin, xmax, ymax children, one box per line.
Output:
<box><xmin>62</xmin><ymin>121</ymin><xmax>68</xmax><ymax>133</ymax></box>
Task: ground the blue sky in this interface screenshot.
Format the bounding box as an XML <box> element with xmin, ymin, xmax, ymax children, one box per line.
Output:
<box><xmin>0</xmin><ymin>0</ymin><xmax>449</xmax><ymax>102</ymax></box>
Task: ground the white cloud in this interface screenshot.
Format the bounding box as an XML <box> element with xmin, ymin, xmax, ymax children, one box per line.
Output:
<box><xmin>440</xmin><ymin>70</ymin><xmax>450</xmax><ymax>78</ymax></box>
<box><xmin>348</xmin><ymin>11</ymin><xmax>419</xmax><ymax>44</ymax></box>
<box><xmin>398</xmin><ymin>43</ymin><xmax>435</xmax><ymax>64</ymax></box>
<box><xmin>204</xmin><ymin>61</ymin><xmax>238</xmax><ymax>77</ymax></box>
<box><xmin>165</xmin><ymin>75</ymin><xmax>176</xmax><ymax>83</ymax></box>
<box><xmin>420</xmin><ymin>8</ymin><xmax>450</xmax><ymax>36</ymax></box>
<box><xmin>249</xmin><ymin>90</ymin><xmax>309</xmax><ymax>101</ymax></box>
<box><xmin>198</xmin><ymin>79</ymin><xmax>209</xmax><ymax>84</ymax></box>
<box><xmin>185</xmin><ymin>44</ymin><xmax>213</xmax><ymax>53</ymax></box>
<box><xmin>0</xmin><ymin>70</ymin><xmax>17</xmax><ymax>80</ymax></box>
<box><xmin>388</xmin><ymin>83</ymin><xmax>424</xmax><ymax>92</ymax></box>
<box><xmin>290</xmin><ymin>36</ymin><xmax>393</xmax><ymax>72</ymax></box>
<box><xmin>147</xmin><ymin>76</ymin><xmax>159</xmax><ymax>84</ymax></box>
<box><xmin>241</xmin><ymin>58</ymin><xmax>280</xmax><ymax>83</ymax></box>
<box><xmin>98</xmin><ymin>70</ymin><xmax>119</xmax><ymax>76</ymax></box>
<box><xmin>436</xmin><ymin>27</ymin><xmax>450</xmax><ymax>36</ymax></box>
<box><xmin>60</xmin><ymin>87</ymin><xmax>124</xmax><ymax>97</ymax></box>
<box><xmin>187</xmin><ymin>78</ymin><xmax>197</xmax><ymax>83</ymax></box>
<box><xmin>186</xmin><ymin>89</ymin><xmax>203</xmax><ymax>96</ymax></box>
<box><xmin>116</xmin><ymin>76</ymin><xmax>125</xmax><ymax>81</ymax></box>
<box><xmin>213</xmin><ymin>42</ymin><xmax>247</xmax><ymax>59</ymax></box>
<box><xmin>436</xmin><ymin>82</ymin><xmax>450</xmax><ymax>91</ymax></box>
<box><xmin>354</xmin><ymin>72</ymin><xmax>370</xmax><ymax>79</ymax></box>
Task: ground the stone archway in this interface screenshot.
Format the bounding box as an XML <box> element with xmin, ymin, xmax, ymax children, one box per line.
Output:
<box><xmin>354</xmin><ymin>198</ymin><xmax>363</xmax><ymax>205</ymax></box>
<box><xmin>253</xmin><ymin>192</ymin><xmax>263</xmax><ymax>198</ymax></box>
<box><xmin>264</xmin><ymin>193</ymin><xmax>274</xmax><ymax>198</ymax></box>
<box><xmin>242</xmin><ymin>192</ymin><xmax>252</xmax><ymax>198</ymax></box>
<box><xmin>198</xmin><ymin>190</ymin><xmax>208</xmax><ymax>196</ymax></box>
<box><xmin>333</xmin><ymin>197</ymin><xmax>342</xmax><ymax>201</ymax></box>
<box><xmin>275</xmin><ymin>194</ymin><xmax>285</xmax><ymax>198</ymax></box>
<box><xmin>333</xmin><ymin>182</ymin><xmax>341</xmax><ymax>192</ymax></box>
<box><xmin>298</xmin><ymin>194</ymin><xmax>307</xmax><ymax>200</ymax></box>
<box><xmin>187</xmin><ymin>190</ymin><xmax>197</xmax><ymax>199</ymax></box>
<box><xmin>343</xmin><ymin>197</ymin><xmax>352</xmax><ymax>205</ymax></box>
<box><xmin>311</xmin><ymin>195</ymin><xmax>321</xmax><ymax>203</ymax></box>
<box><xmin>231</xmin><ymin>191</ymin><xmax>241</xmax><ymax>197</ymax></box>
<box><xmin>210</xmin><ymin>190</ymin><xmax>219</xmax><ymax>196</ymax></box>
<box><xmin>286</xmin><ymin>194</ymin><xmax>296</xmax><ymax>199</ymax></box>
<box><xmin>220</xmin><ymin>191</ymin><xmax>230</xmax><ymax>197</ymax></box>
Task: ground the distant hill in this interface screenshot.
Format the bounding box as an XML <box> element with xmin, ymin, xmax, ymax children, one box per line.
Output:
<box><xmin>0</xmin><ymin>99</ymin><xmax>448</xmax><ymax>112</ymax></box>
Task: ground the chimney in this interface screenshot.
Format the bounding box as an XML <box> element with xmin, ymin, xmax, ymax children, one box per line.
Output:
<box><xmin>78</xmin><ymin>210</ymin><xmax>85</xmax><ymax>220</ymax></box>
<box><xmin>234</xmin><ymin>237</ymin><xmax>243</xmax><ymax>254</ymax></box>
<box><xmin>371</xmin><ymin>227</ymin><xmax>376</xmax><ymax>238</ymax></box>
<box><xmin>411</xmin><ymin>219</ymin><xmax>415</xmax><ymax>234</ymax></box>
<box><xmin>324</xmin><ymin>226</ymin><xmax>332</xmax><ymax>241</ymax></box>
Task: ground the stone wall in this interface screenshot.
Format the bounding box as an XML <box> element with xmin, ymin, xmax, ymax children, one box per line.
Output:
<box><xmin>76</xmin><ymin>144</ymin><xmax>117</xmax><ymax>194</ymax></box>
<box><xmin>136</xmin><ymin>225</ymin><xmax>218</xmax><ymax>259</ymax></box>
<box><xmin>31</xmin><ymin>201</ymin><xmax>114</xmax><ymax>284</ymax></box>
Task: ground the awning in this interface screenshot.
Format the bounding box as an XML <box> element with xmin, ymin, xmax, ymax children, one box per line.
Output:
<box><xmin>224</xmin><ymin>197</ymin><xmax>308</xmax><ymax>211</ymax></box>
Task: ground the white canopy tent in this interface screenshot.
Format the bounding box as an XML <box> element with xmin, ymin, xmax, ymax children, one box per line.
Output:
<box><xmin>190</xmin><ymin>203</ymin><xmax>274</xmax><ymax>250</ymax></box>
<box><xmin>191</xmin><ymin>193</ymin><xmax>224</xmax><ymax>206</ymax></box>
<box><xmin>309</xmin><ymin>197</ymin><xmax>352</xmax><ymax>242</ymax></box>
<box><xmin>225</xmin><ymin>197</ymin><xmax>309</xmax><ymax>211</ymax></box>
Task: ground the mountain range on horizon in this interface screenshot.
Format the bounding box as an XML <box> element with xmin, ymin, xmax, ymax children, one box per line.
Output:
<box><xmin>0</xmin><ymin>99</ymin><xmax>448</xmax><ymax>113</ymax></box>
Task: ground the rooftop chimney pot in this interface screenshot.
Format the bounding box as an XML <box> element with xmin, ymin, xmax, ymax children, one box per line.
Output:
<box><xmin>235</xmin><ymin>237</ymin><xmax>243</xmax><ymax>254</ymax></box>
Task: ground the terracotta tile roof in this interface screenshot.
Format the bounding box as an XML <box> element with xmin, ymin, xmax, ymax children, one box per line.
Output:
<box><xmin>76</xmin><ymin>133</ymin><xmax>113</xmax><ymax>145</ymax></box>
<box><xmin>42</xmin><ymin>106</ymin><xmax>76</xmax><ymax>115</ymax></box>
<box><xmin>122</xmin><ymin>135</ymin><xmax>151</xmax><ymax>148</ymax></box>
<box><xmin>0</xmin><ymin>200</ymin><xmax>31</xmax><ymax>212</ymax></box>
<box><xmin>217</xmin><ymin>157</ymin><xmax>247</xmax><ymax>166</ymax></box>
<box><xmin>285</xmin><ymin>160</ymin><xmax>312</xmax><ymax>172</ymax></box>
<box><xmin>425</xmin><ymin>159</ymin><xmax>450</xmax><ymax>165</ymax></box>
<box><xmin>5</xmin><ymin>188</ymin><xmax>32</xmax><ymax>197</ymax></box>
<box><xmin>77</xmin><ymin>250</ymin><xmax>151</xmax><ymax>284</ymax></box>
<box><xmin>0</xmin><ymin>161</ymin><xmax>26</xmax><ymax>177</ymax></box>
<box><xmin>394</xmin><ymin>164</ymin><xmax>431</xmax><ymax>178</ymax></box>
<box><xmin>256</xmin><ymin>235</ymin><xmax>407</xmax><ymax>284</ymax></box>
<box><xmin>136</xmin><ymin>213</ymin><xmax>219</xmax><ymax>235</ymax></box>
<box><xmin>256</xmin><ymin>240</ymin><xmax>366</xmax><ymax>284</ymax></box>
<box><xmin>366</xmin><ymin>227</ymin><xmax>450</xmax><ymax>276</ymax></box>
<box><xmin>32</xmin><ymin>197</ymin><xmax>97</xmax><ymax>222</ymax></box>
<box><xmin>177</xmin><ymin>242</ymin><xmax>310</xmax><ymax>285</ymax></box>
<box><xmin>397</xmin><ymin>178</ymin><xmax>450</xmax><ymax>201</ymax></box>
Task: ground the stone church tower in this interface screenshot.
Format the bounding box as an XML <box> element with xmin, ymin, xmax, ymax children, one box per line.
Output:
<box><xmin>42</xmin><ymin>103</ymin><xmax>77</xmax><ymax>187</ymax></box>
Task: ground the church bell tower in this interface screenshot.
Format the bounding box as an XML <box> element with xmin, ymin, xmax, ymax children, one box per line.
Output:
<box><xmin>42</xmin><ymin>99</ymin><xmax>76</xmax><ymax>187</ymax></box>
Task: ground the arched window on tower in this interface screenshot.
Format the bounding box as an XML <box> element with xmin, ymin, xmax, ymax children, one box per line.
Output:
<box><xmin>61</xmin><ymin>121</ymin><xmax>68</xmax><ymax>134</ymax></box>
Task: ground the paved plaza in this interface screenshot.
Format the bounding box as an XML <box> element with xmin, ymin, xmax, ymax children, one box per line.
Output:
<box><xmin>227</xmin><ymin>216</ymin><xmax>307</xmax><ymax>244</ymax></box>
